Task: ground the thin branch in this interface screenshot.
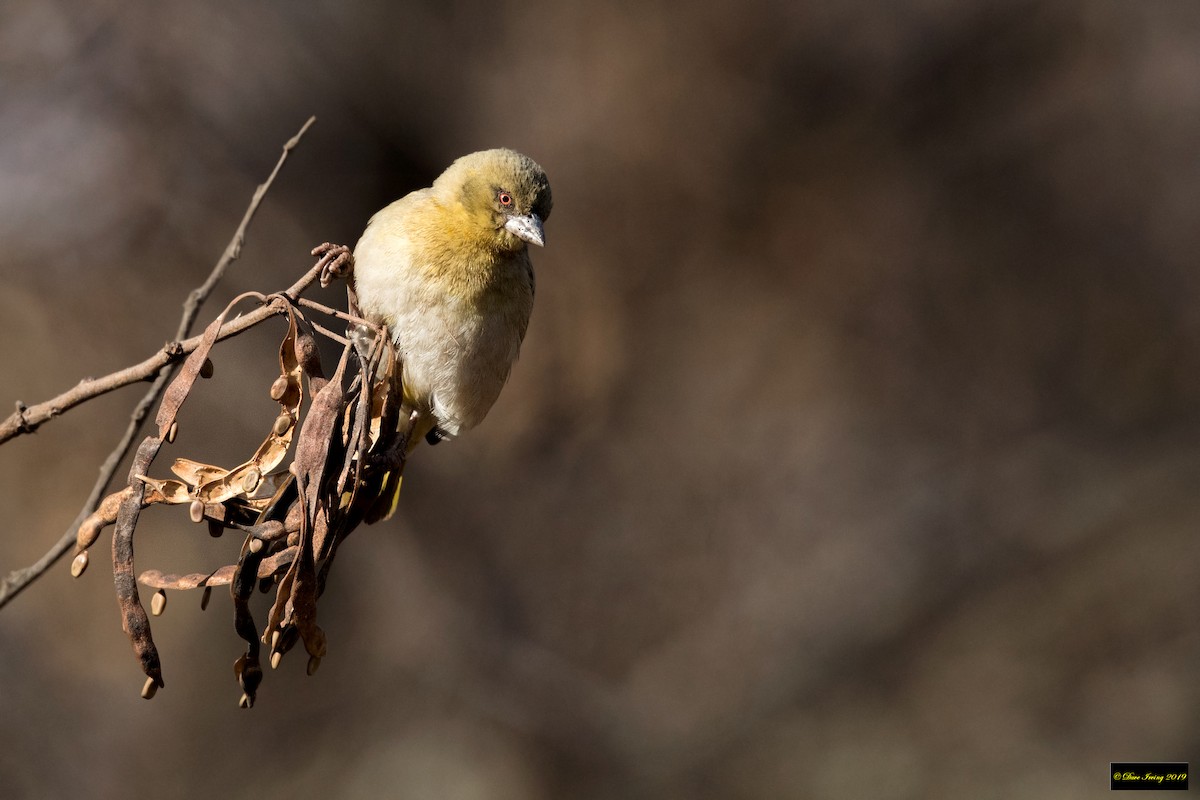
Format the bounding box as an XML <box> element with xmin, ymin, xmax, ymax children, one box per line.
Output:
<box><xmin>297</xmin><ymin>297</ymin><xmax>373</xmax><ymax>328</ymax></box>
<box><xmin>0</xmin><ymin>116</ymin><xmax>317</xmax><ymax>610</ymax></box>
<box><xmin>180</xmin><ymin>116</ymin><xmax>316</xmax><ymax>341</ymax></box>
<box><xmin>0</xmin><ymin>116</ymin><xmax>317</xmax><ymax>448</ymax></box>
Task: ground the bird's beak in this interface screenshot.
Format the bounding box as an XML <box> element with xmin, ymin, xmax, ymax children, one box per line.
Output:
<box><xmin>504</xmin><ymin>213</ymin><xmax>545</xmax><ymax>247</ymax></box>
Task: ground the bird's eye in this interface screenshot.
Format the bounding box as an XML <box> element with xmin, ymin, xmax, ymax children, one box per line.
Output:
<box><xmin>497</xmin><ymin>191</ymin><xmax>513</xmax><ymax>207</ymax></box>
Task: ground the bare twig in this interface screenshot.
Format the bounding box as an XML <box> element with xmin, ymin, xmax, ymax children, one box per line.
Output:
<box><xmin>297</xmin><ymin>296</ymin><xmax>373</xmax><ymax>328</ymax></box>
<box><xmin>0</xmin><ymin>116</ymin><xmax>317</xmax><ymax>448</ymax></box>
<box><xmin>0</xmin><ymin>116</ymin><xmax>317</xmax><ymax>609</ymax></box>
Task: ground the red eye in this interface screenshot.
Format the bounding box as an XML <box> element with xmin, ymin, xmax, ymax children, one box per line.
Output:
<box><xmin>498</xmin><ymin>191</ymin><xmax>513</xmax><ymax>206</ymax></box>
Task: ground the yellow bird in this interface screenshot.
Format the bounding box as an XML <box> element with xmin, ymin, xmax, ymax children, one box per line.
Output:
<box><xmin>352</xmin><ymin>148</ymin><xmax>552</xmax><ymax>459</ymax></box>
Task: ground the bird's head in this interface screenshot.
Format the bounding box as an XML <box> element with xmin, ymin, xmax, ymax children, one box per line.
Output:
<box><xmin>434</xmin><ymin>148</ymin><xmax>553</xmax><ymax>251</ymax></box>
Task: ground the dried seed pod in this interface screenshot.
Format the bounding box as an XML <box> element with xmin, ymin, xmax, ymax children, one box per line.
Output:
<box><xmin>151</xmin><ymin>590</ymin><xmax>167</xmax><ymax>617</ymax></box>
<box><xmin>200</xmin><ymin>586</ymin><xmax>212</xmax><ymax>611</ymax></box>
<box><xmin>200</xmin><ymin>358</ymin><xmax>214</xmax><ymax>379</ymax></box>
<box><xmin>166</xmin><ymin>421</ymin><xmax>179</xmax><ymax>443</ymax></box>
<box><xmin>269</xmin><ymin>376</ymin><xmax>290</xmax><ymax>401</ymax></box>
<box><xmin>306</xmin><ymin>655</ymin><xmax>321</xmax><ymax>676</ymax></box>
<box><xmin>70</xmin><ymin>551</ymin><xmax>89</xmax><ymax>578</ymax></box>
<box><xmin>189</xmin><ymin>499</ymin><xmax>205</xmax><ymax>524</ymax></box>
<box><xmin>141</xmin><ymin>677</ymin><xmax>159</xmax><ymax>700</ymax></box>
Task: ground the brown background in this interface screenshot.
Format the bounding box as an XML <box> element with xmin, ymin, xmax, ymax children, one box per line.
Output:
<box><xmin>2</xmin><ymin>1</ymin><xmax>1199</xmax><ymax>797</ymax></box>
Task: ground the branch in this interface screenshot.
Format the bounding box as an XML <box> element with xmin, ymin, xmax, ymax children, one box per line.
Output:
<box><xmin>0</xmin><ymin>116</ymin><xmax>317</xmax><ymax>610</ymax></box>
<box><xmin>0</xmin><ymin>116</ymin><xmax>317</xmax><ymax>447</ymax></box>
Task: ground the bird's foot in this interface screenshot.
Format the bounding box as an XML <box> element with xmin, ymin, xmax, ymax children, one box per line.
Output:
<box><xmin>368</xmin><ymin>439</ymin><xmax>407</xmax><ymax>473</ymax></box>
<box><xmin>312</xmin><ymin>243</ymin><xmax>354</xmax><ymax>287</ymax></box>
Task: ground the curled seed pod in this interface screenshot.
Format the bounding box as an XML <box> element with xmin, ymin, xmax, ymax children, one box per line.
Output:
<box><xmin>151</xmin><ymin>590</ymin><xmax>167</xmax><ymax>617</ymax></box>
<box><xmin>166</xmin><ymin>421</ymin><xmax>179</xmax><ymax>443</ymax></box>
<box><xmin>272</xmin><ymin>414</ymin><xmax>292</xmax><ymax>436</ymax></box>
<box><xmin>189</xmin><ymin>499</ymin><xmax>205</xmax><ymax>524</ymax></box>
<box><xmin>141</xmin><ymin>677</ymin><xmax>159</xmax><ymax>700</ymax></box>
<box><xmin>200</xmin><ymin>586</ymin><xmax>212</xmax><ymax>611</ymax></box>
<box><xmin>269</xmin><ymin>376</ymin><xmax>290</xmax><ymax>401</ymax></box>
<box><xmin>70</xmin><ymin>551</ymin><xmax>89</xmax><ymax>578</ymax></box>
<box><xmin>307</xmin><ymin>655</ymin><xmax>322</xmax><ymax>676</ymax></box>
<box><xmin>200</xmin><ymin>358</ymin><xmax>214</xmax><ymax>379</ymax></box>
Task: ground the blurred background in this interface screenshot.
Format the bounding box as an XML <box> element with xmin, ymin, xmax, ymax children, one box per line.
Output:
<box><xmin>2</xmin><ymin>0</ymin><xmax>1199</xmax><ymax>797</ymax></box>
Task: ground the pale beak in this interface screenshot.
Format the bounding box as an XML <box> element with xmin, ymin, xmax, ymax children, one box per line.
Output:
<box><xmin>504</xmin><ymin>213</ymin><xmax>545</xmax><ymax>247</ymax></box>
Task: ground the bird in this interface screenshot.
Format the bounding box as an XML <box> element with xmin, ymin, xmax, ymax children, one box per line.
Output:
<box><xmin>351</xmin><ymin>148</ymin><xmax>552</xmax><ymax>459</ymax></box>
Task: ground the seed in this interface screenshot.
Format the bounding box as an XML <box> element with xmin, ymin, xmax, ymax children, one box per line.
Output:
<box><xmin>249</xmin><ymin>537</ymin><xmax>264</xmax><ymax>554</ymax></box>
<box><xmin>70</xmin><ymin>551</ymin><xmax>89</xmax><ymax>578</ymax></box>
<box><xmin>272</xmin><ymin>414</ymin><xmax>292</xmax><ymax>436</ymax></box>
<box><xmin>151</xmin><ymin>590</ymin><xmax>167</xmax><ymax>616</ymax></box>
<box><xmin>241</xmin><ymin>467</ymin><xmax>261</xmax><ymax>494</ymax></box>
<box><xmin>141</xmin><ymin>677</ymin><xmax>159</xmax><ymax>700</ymax></box>
<box><xmin>166</xmin><ymin>421</ymin><xmax>178</xmax><ymax>443</ymax></box>
<box><xmin>189</xmin><ymin>499</ymin><xmax>205</xmax><ymax>523</ymax></box>
<box><xmin>269</xmin><ymin>376</ymin><xmax>290</xmax><ymax>401</ymax></box>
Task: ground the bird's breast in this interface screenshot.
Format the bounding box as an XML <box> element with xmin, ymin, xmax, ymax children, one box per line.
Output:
<box><xmin>352</xmin><ymin>198</ymin><xmax>535</xmax><ymax>436</ymax></box>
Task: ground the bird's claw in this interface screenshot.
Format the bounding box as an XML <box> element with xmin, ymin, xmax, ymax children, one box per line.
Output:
<box><xmin>312</xmin><ymin>243</ymin><xmax>354</xmax><ymax>288</ymax></box>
